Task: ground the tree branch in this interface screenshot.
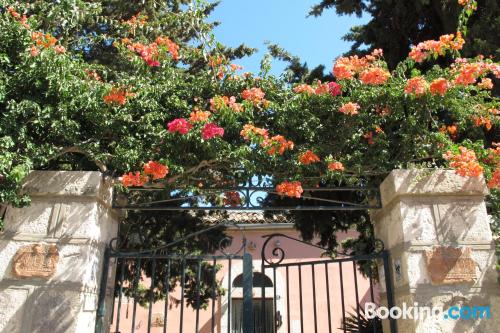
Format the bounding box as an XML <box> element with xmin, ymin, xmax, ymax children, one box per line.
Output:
<box><xmin>51</xmin><ymin>146</ymin><xmax>108</xmax><ymax>173</ymax></box>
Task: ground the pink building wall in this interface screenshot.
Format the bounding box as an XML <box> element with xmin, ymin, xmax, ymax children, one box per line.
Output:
<box><xmin>110</xmin><ymin>226</ymin><xmax>379</xmax><ymax>332</ymax></box>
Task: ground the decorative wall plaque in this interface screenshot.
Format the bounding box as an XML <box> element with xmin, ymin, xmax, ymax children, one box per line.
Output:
<box><xmin>424</xmin><ymin>246</ymin><xmax>477</xmax><ymax>285</ymax></box>
<box><xmin>12</xmin><ymin>244</ymin><xmax>59</xmax><ymax>278</ymax></box>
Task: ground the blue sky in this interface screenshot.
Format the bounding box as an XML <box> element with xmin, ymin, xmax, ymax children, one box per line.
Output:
<box><xmin>209</xmin><ymin>0</ymin><xmax>369</xmax><ymax>76</ymax></box>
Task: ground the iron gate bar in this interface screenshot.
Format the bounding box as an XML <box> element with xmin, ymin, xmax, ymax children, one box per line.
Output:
<box><xmin>147</xmin><ymin>259</ymin><xmax>156</xmax><ymax>333</ymax></box>
<box><xmin>131</xmin><ymin>257</ymin><xmax>141</xmax><ymax>333</ymax></box>
<box><xmin>298</xmin><ymin>265</ymin><xmax>304</xmax><ymax>333</ymax></box>
<box><xmin>211</xmin><ymin>258</ymin><xmax>216</xmax><ymax>333</ymax></box>
<box><xmin>242</xmin><ymin>253</ymin><xmax>254</xmax><ymax>332</ymax></box>
<box><xmin>195</xmin><ymin>260</ymin><xmax>202</xmax><ymax>332</ymax></box>
<box><xmin>339</xmin><ymin>262</ymin><xmax>346</xmax><ymax>333</ymax></box>
<box><xmin>285</xmin><ymin>266</ymin><xmax>291</xmax><ymax>333</ymax></box>
<box><xmin>163</xmin><ymin>259</ymin><xmax>171</xmax><ymax>333</ymax></box>
<box><xmin>382</xmin><ymin>251</ymin><xmax>398</xmax><ymax>333</ymax></box>
<box><xmin>227</xmin><ymin>258</ymin><xmax>232</xmax><ymax>332</ymax></box>
<box><xmin>311</xmin><ymin>263</ymin><xmax>318</xmax><ymax>333</ymax></box>
<box><xmin>324</xmin><ymin>262</ymin><xmax>332</xmax><ymax>333</ymax></box>
<box><xmin>353</xmin><ymin>261</ymin><xmax>361</xmax><ymax>330</ymax></box>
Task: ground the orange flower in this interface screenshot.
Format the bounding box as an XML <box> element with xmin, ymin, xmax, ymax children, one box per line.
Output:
<box><xmin>209</xmin><ymin>95</ymin><xmax>241</xmax><ymax>112</ymax></box>
<box><xmin>409</xmin><ymin>33</ymin><xmax>464</xmax><ymax>62</ymax></box>
<box><xmin>404</xmin><ymin>77</ymin><xmax>427</xmax><ymax>96</ymax></box>
<box><xmin>240</xmin><ymin>124</ymin><xmax>269</xmax><ymax>140</ymax></box>
<box><xmin>30</xmin><ymin>46</ymin><xmax>39</xmax><ymax>57</ymax></box>
<box><xmin>85</xmin><ymin>69</ymin><xmax>102</xmax><ymax>81</ymax></box>
<box><xmin>375</xmin><ymin>126</ymin><xmax>384</xmax><ymax>134</ymax></box>
<box><xmin>328</xmin><ymin>162</ymin><xmax>344</xmax><ymax>171</ymax></box>
<box><xmin>359</xmin><ymin>68</ymin><xmax>390</xmax><ymax>85</ymax></box>
<box><xmin>487</xmin><ymin>169</ymin><xmax>500</xmax><ymax>189</ymax></box>
<box><xmin>189</xmin><ymin>110</ymin><xmax>211</xmax><ymax>123</ymax></box>
<box><xmin>364</xmin><ymin>131</ymin><xmax>375</xmax><ymax>145</ymax></box>
<box><xmin>443</xmin><ymin>146</ymin><xmax>483</xmax><ymax>177</ymax></box>
<box><xmin>155</xmin><ymin>36</ymin><xmax>180</xmax><ymax>60</ymax></box>
<box><xmin>477</xmin><ymin>78</ymin><xmax>493</xmax><ymax>90</ymax></box>
<box><xmin>440</xmin><ymin>125</ymin><xmax>458</xmax><ymax>139</ymax></box>
<box><xmin>228</xmin><ymin>96</ymin><xmax>243</xmax><ymax>112</ymax></box>
<box><xmin>121</xmin><ymin>171</ymin><xmax>147</xmax><ymax>187</ymax></box>
<box><xmin>264</xmin><ymin>135</ymin><xmax>294</xmax><ymax>156</ymax></box>
<box><xmin>230</xmin><ymin>63</ymin><xmax>243</xmax><ymax>71</ymax></box>
<box><xmin>7</xmin><ymin>6</ymin><xmax>21</xmax><ymax>19</ymax></box>
<box><xmin>143</xmin><ymin>161</ymin><xmax>169</xmax><ymax>180</ymax></box>
<box><xmin>299</xmin><ymin>150</ymin><xmax>320</xmax><ymax>165</ymax></box>
<box><xmin>314</xmin><ymin>82</ymin><xmax>330</xmax><ymax>95</ymax></box>
<box><xmin>429</xmin><ymin>78</ymin><xmax>450</xmax><ymax>96</ymax></box>
<box><xmin>375</xmin><ymin>105</ymin><xmax>391</xmax><ymax>116</ymax></box>
<box><xmin>123</xmin><ymin>13</ymin><xmax>148</xmax><ymax>28</ymax></box>
<box><xmin>339</xmin><ymin>102</ymin><xmax>360</xmax><ymax>115</ymax></box>
<box><xmin>458</xmin><ymin>0</ymin><xmax>477</xmax><ymax>10</ymax></box>
<box><xmin>276</xmin><ymin>181</ymin><xmax>303</xmax><ymax>198</ymax></box>
<box><xmin>241</xmin><ymin>87</ymin><xmax>265</xmax><ymax>105</ymax></box>
<box><xmin>473</xmin><ymin>116</ymin><xmax>492</xmax><ymax>131</ymax></box>
<box><xmin>31</xmin><ymin>32</ymin><xmax>58</xmax><ymax>49</ymax></box>
<box><xmin>104</xmin><ymin>87</ymin><xmax>135</xmax><ymax>106</ymax></box>
<box><xmin>333</xmin><ymin>49</ymin><xmax>383</xmax><ymax>80</ymax></box>
<box><xmin>452</xmin><ymin>61</ymin><xmax>492</xmax><ymax>86</ymax></box>
<box><xmin>293</xmin><ymin>84</ymin><xmax>315</xmax><ymax>95</ymax></box>
<box><xmin>54</xmin><ymin>45</ymin><xmax>66</xmax><ymax>54</ymax></box>
<box><xmin>208</xmin><ymin>56</ymin><xmax>224</xmax><ymax>68</ymax></box>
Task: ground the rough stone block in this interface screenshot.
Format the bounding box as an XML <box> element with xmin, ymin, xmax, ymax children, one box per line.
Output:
<box><xmin>380</xmin><ymin>169</ymin><xmax>489</xmax><ymax>207</ymax></box>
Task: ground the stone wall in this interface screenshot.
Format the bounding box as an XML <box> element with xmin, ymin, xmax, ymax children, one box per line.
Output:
<box><xmin>372</xmin><ymin>169</ymin><xmax>498</xmax><ymax>333</ymax></box>
<box><xmin>0</xmin><ymin>171</ymin><xmax>119</xmax><ymax>333</ymax></box>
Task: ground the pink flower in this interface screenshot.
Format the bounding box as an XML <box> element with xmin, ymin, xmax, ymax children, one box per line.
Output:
<box><xmin>146</xmin><ymin>59</ymin><xmax>160</xmax><ymax>67</ymax></box>
<box><xmin>202</xmin><ymin>123</ymin><xmax>224</xmax><ymax>140</ymax></box>
<box><xmin>30</xmin><ymin>46</ymin><xmax>39</xmax><ymax>57</ymax></box>
<box><xmin>167</xmin><ymin>118</ymin><xmax>192</xmax><ymax>135</ymax></box>
<box><xmin>328</xmin><ymin>82</ymin><xmax>342</xmax><ymax>96</ymax></box>
<box><xmin>54</xmin><ymin>45</ymin><xmax>66</xmax><ymax>54</ymax></box>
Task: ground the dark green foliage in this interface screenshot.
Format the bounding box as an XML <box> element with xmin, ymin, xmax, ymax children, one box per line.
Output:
<box><xmin>309</xmin><ymin>0</ymin><xmax>499</xmax><ymax>69</ymax></box>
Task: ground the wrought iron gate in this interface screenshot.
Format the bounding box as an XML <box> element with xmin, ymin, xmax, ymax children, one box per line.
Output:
<box><xmin>96</xmin><ymin>225</ymin><xmax>396</xmax><ymax>333</ymax></box>
<box><xmin>259</xmin><ymin>233</ymin><xmax>397</xmax><ymax>333</ymax></box>
<box><xmin>95</xmin><ymin>222</ymin><xmax>255</xmax><ymax>333</ymax></box>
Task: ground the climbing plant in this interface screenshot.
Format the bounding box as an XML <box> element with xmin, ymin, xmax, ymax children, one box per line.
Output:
<box><xmin>0</xmin><ymin>0</ymin><xmax>498</xmax><ymax>233</ymax></box>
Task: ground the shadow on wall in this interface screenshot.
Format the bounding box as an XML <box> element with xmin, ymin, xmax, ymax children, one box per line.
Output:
<box><xmin>1</xmin><ymin>280</ymin><xmax>86</xmax><ymax>333</ymax></box>
<box><xmin>0</xmin><ymin>171</ymin><xmax>110</xmax><ymax>333</ymax></box>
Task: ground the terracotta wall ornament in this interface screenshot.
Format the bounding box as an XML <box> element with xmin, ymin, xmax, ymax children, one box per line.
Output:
<box><xmin>424</xmin><ymin>246</ymin><xmax>477</xmax><ymax>285</ymax></box>
<box><xmin>12</xmin><ymin>243</ymin><xmax>59</xmax><ymax>278</ymax></box>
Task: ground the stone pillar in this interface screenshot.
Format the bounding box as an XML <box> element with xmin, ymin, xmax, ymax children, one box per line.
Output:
<box><xmin>372</xmin><ymin>169</ymin><xmax>498</xmax><ymax>333</ymax></box>
<box><xmin>0</xmin><ymin>171</ymin><xmax>119</xmax><ymax>333</ymax></box>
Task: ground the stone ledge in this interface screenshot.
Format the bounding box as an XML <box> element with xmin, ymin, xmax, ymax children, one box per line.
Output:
<box><xmin>380</xmin><ymin>169</ymin><xmax>489</xmax><ymax>207</ymax></box>
<box><xmin>0</xmin><ymin>279</ymin><xmax>99</xmax><ymax>293</ymax></box>
<box><xmin>0</xmin><ymin>233</ymin><xmax>101</xmax><ymax>245</ymax></box>
<box><xmin>389</xmin><ymin>241</ymin><xmax>495</xmax><ymax>253</ymax></box>
<box><xmin>380</xmin><ymin>283</ymin><xmax>500</xmax><ymax>296</ymax></box>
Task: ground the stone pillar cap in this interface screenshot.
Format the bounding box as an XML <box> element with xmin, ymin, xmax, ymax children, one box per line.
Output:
<box><xmin>380</xmin><ymin>169</ymin><xmax>489</xmax><ymax>207</ymax></box>
<box><xmin>21</xmin><ymin>171</ymin><xmax>109</xmax><ymax>197</ymax></box>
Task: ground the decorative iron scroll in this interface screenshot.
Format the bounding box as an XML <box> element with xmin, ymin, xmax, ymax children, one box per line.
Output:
<box><xmin>260</xmin><ymin>233</ymin><xmax>385</xmax><ymax>266</ymax></box>
<box><xmin>112</xmin><ymin>175</ymin><xmax>381</xmax><ymax>211</ymax></box>
<box><xmin>108</xmin><ymin>220</ymin><xmax>247</xmax><ymax>257</ymax></box>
